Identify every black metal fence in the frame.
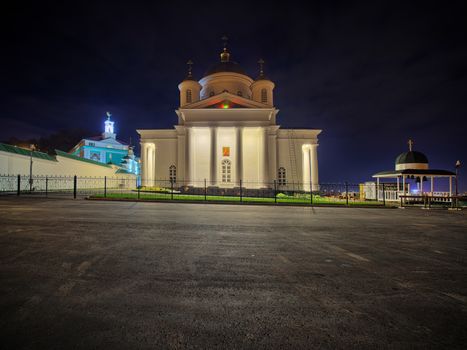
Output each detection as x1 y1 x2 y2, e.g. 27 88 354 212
3 175 462 208
0 175 393 206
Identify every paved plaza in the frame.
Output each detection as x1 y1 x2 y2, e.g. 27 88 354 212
0 197 466 349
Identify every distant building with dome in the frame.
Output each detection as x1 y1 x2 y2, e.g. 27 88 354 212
137 39 321 189
369 140 456 202
70 113 140 175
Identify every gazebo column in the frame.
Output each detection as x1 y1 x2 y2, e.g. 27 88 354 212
376 177 380 201
449 176 452 197
402 175 406 204
396 176 400 192
420 177 423 194
430 176 434 194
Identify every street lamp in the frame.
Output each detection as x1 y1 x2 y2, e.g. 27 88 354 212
455 160 461 197
29 144 36 192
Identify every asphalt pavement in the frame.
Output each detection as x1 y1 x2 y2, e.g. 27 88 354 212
0 197 466 349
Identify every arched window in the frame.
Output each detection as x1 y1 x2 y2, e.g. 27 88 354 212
186 89 192 103
261 88 267 103
169 165 176 183
221 159 231 183
209 91 215 97
278 167 286 186
237 91 243 97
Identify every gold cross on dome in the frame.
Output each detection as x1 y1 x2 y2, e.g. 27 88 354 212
186 59 193 76
258 58 265 76
221 35 228 48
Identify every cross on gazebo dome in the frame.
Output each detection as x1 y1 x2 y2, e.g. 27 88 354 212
408 139 414 152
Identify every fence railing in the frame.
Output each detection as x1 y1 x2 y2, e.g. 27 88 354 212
1 175 462 208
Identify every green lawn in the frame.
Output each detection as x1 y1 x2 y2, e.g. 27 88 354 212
89 191 384 206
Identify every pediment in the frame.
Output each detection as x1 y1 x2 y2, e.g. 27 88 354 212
183 92 268 109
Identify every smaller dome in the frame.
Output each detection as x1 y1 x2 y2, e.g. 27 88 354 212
395 151 428 165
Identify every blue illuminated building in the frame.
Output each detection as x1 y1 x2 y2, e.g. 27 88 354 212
70 113 140 175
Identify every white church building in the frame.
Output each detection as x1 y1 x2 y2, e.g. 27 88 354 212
138 43 321 190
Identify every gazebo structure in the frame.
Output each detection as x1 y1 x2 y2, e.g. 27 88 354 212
372 140 456 203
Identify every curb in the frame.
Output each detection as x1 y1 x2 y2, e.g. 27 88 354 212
85 196 397 209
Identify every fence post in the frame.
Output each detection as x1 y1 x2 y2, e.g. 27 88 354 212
204 179 207 201
274 180 277 204
73 175 77 199
17 175 20 196
240 179 243 203
345 181 349 206
104 176 107 198
45 176 48 197
310 181 313 206
171 180 174 200
382 183 386 206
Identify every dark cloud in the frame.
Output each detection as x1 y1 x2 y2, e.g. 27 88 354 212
1 1 466 188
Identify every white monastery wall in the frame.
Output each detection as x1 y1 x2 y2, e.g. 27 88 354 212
0 151 136 186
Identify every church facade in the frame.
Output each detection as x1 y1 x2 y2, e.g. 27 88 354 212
138 45 321 190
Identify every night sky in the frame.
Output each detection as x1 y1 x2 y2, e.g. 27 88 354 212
1 1 466 189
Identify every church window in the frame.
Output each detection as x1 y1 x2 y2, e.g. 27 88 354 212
237 91 243 97
186 89 192 103
261 89 267 103
221 159 231 183
209 91 215 97
169 165 176 183
278 167 286 185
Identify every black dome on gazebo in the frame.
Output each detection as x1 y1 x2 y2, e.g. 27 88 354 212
395 151 428 165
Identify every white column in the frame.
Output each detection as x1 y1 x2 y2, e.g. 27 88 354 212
141 143 147 186
236 127 243 184
376 177 380 201
268 128 277 184
310 144 319 191
262 127 269 187
302 145 311 192
402 175 406 195
210 127 217 186
148 144 155 186
185 128 191 186
430 176 434 194
152 145 156 186
397 176 400 192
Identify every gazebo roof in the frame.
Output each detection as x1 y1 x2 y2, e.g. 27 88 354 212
373 169 455 178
